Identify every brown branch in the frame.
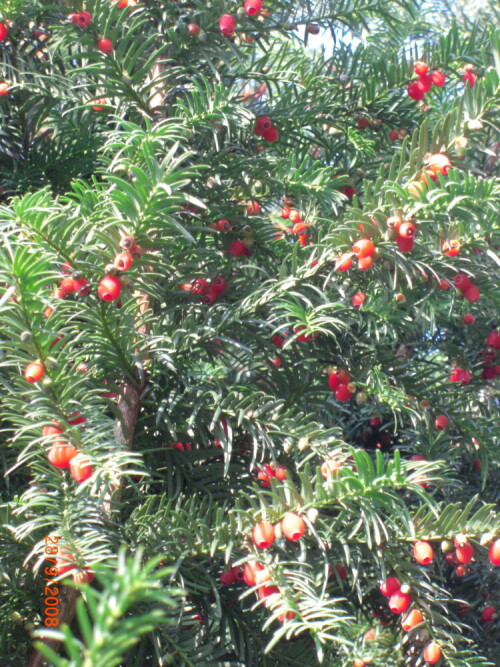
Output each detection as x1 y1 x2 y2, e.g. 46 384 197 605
27 291 151 666
26 588 79 667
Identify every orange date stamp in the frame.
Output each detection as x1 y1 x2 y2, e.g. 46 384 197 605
42 535 62 626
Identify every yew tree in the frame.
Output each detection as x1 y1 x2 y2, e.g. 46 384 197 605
0 0 499 666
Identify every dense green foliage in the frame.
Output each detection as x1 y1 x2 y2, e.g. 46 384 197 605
0 0 499 665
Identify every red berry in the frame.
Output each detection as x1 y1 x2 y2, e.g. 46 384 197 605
428 153 451 176
328 372 341 391
243 561 268 586
389 591 412 614
271 357 282 368
482 367 496 380
335 384 352 402
274 465 287 481
413 61 428 76
369 414 381 427
489 539 500 566
272 334 285 347
431 70 446 87
486 331 500 349
407 80 426 100
442 239 460 256
462 313 475 324
289 209 301 223
453 273 471 290
219 14 236 37
352 292 366 308
25 361 45 383
396 235 414 253
402 609 423 631
216 218 231 232
336 370 351 384
229 240 251 257
280 206 291 219
73 277 90 295
0 22 8 42
0 82 9 96
305 24 320 35
48 444 78 468
399 221 417 238
352 238 374 259
463 71 477 87
254 116 272 136
379 576 401 597
294 325 318 342
330 563 347 580
449 367 471 385
481 606 496 623
201 288 217 305
357 117 369 129
97 276 121 301
247 200 260 215
252 521 275 548
256 464 274 487
263 126 279 142
335 252 353 272
281 513 306 541
343 186 356 198
423 642 442 665
211 277 227 294
413 540 434 565
434 415 449 430
68 412 86 426
463 284 480 302
60 277 75 294
244 0 262 16
422 169 437 185
97 38 113 54
358 255 373 271
220 567 236 585
455 543 474 564
258 584 280 604
418 74 433 92
187 23 200 36
43 422 63 439
437 278 451 291
114 252 133 271
70 455 93 483
73 569 94 585
74 11 92 27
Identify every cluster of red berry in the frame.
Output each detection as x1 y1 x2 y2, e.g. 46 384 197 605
380 577 442 662
407 61 446 101
220 560 294 622
219 0 264 38
327 368 356 401
66 9 115 55
253 115 279 143
256 463 287 486
453 272 480 303
335 236 376 272
97 235 142 302
42 420 92 483
279 201 311 245
186 275 228 304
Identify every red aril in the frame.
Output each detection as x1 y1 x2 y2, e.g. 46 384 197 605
252 522 275 548
379 576 401 597
281 513 306 541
